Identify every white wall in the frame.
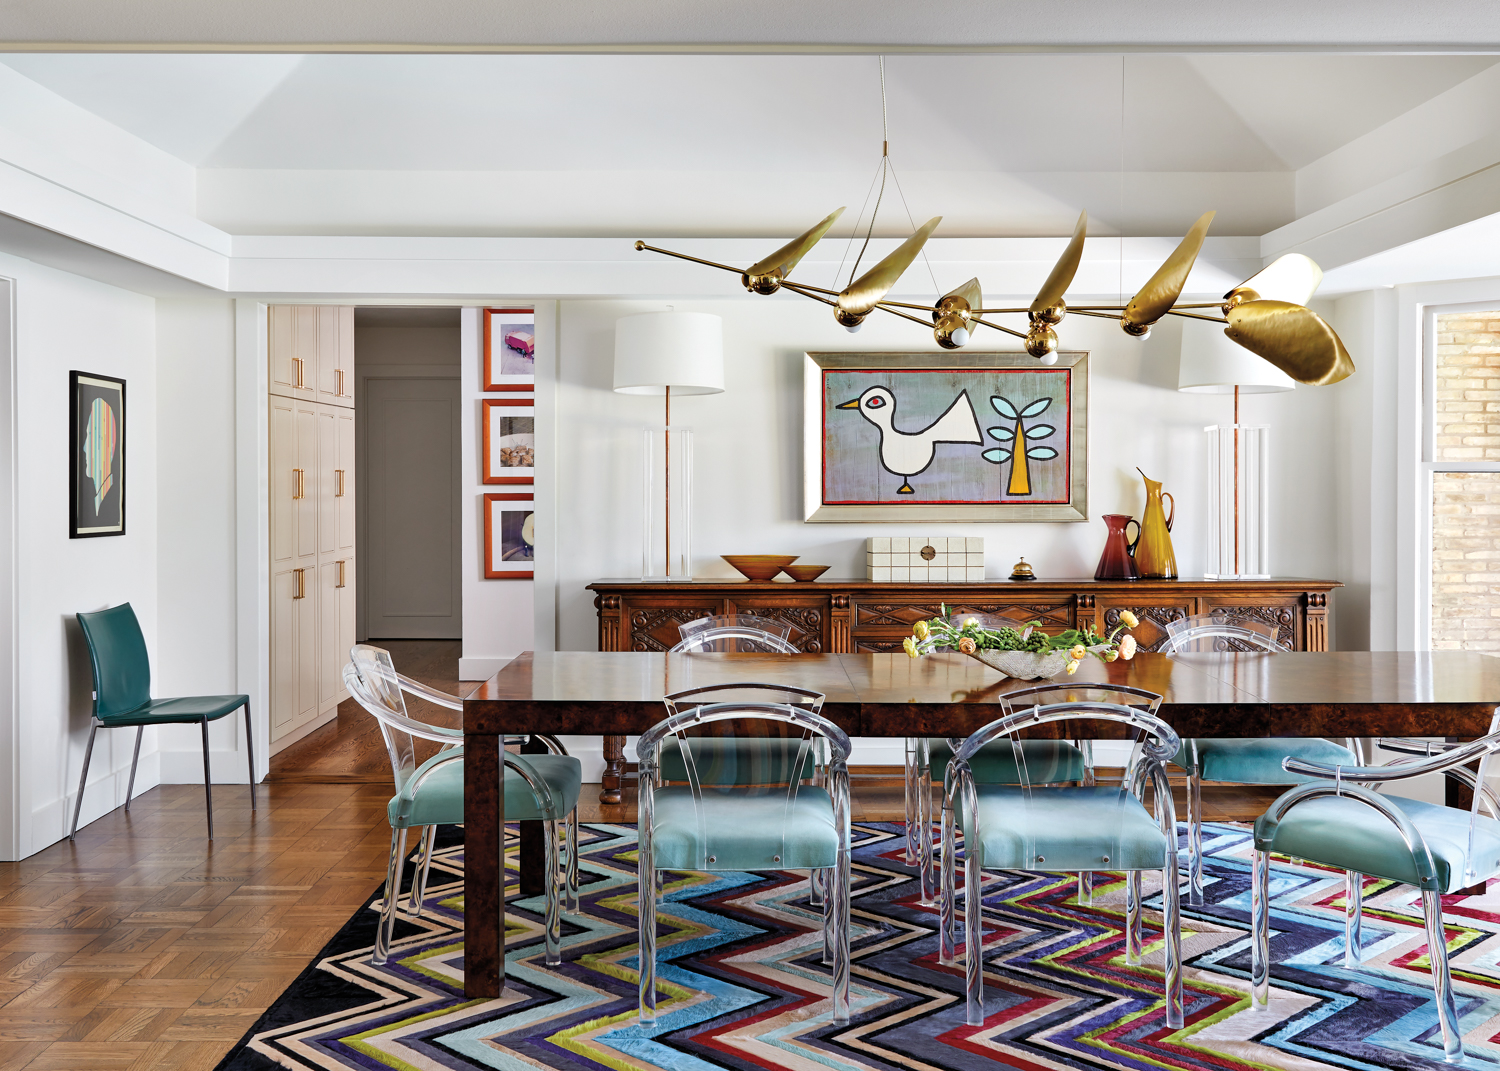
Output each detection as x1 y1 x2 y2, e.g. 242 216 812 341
549 297 1344 651
155 298 252 784
2 250 158 857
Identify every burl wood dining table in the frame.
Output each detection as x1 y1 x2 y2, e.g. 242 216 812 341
460 648 1500 998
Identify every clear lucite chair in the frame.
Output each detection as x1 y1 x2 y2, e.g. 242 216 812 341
671 614 801 654
1252 710 1500 1064
1162 614 1359 905
908 613 1090 903
940 683 1183 1028
343 644 582 966
636 681 852 1025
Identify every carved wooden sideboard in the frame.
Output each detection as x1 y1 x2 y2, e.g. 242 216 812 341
585 576 1341 801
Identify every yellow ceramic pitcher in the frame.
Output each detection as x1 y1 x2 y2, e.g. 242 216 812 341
1134 468 1177 579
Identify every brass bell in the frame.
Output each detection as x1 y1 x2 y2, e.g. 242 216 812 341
1010 557 1036 581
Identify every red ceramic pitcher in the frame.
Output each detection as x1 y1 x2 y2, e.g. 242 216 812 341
1094 514 1140 581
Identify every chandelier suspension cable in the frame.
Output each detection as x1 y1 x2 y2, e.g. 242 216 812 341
1118 54 1125 306
845 56 891 286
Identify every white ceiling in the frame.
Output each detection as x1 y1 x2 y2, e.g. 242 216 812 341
4 0 1500 49
1 52 1488 174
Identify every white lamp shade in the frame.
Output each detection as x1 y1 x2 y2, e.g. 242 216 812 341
1233 253 1322 306
613 312 725 396
1177 319 1295 394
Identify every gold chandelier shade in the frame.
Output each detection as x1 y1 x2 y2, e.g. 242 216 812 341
836 216 942 321
743 207 846 295
1224 300 1354 385
933 277 982 349
1121 210 1215 336
1029 209 1088 324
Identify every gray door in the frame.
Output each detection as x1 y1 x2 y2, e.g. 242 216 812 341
364 376 461 638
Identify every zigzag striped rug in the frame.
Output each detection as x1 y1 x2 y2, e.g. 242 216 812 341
216 821 1500 1070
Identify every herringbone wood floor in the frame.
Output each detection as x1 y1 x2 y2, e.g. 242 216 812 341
0 640 1282 1069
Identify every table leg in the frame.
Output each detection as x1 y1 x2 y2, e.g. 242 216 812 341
601 734 626 803
465 731 504 998
520 735 545 896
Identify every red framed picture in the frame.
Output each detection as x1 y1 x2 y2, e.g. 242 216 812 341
481 398 534 484
482 308 535 391
483 492 534 579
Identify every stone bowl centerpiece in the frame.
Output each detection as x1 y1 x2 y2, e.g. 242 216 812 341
902 607 1141 679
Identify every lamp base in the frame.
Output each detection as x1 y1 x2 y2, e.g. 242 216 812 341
1203 570 1271 581
642 574 696 582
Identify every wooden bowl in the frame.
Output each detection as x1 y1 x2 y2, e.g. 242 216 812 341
783 564 830 582
722 554 798 581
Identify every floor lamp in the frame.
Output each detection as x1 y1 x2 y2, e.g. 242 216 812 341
614 312 724 581
1178 319 1294 579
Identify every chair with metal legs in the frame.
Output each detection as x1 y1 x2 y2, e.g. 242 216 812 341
1252 711 1500 1065
940 683 1183 1028
1162 614 1359 905
636 681 852 1025
344 644 582 967
72 602 255 841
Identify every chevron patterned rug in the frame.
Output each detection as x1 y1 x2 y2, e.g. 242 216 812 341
215 821 1500 1070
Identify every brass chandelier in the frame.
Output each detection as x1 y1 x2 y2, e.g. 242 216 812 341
634 62 1352 388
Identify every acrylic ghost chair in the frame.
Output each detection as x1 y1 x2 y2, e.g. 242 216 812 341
939 683 1183 1028
908 613 1091 904
1162 613 1360 905
72 602 255 841
635 680 852 1025
343 644 581 967
671 614 801 654
1252 711 1500 1064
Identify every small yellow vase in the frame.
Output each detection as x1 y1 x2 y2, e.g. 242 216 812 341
1134 468 1177 579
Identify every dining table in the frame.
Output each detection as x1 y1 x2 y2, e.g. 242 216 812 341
460 648 1500 998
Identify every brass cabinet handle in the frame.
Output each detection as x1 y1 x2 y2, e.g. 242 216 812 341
293 568 305 599
292 468 304 499
336 560 346 588
335 469 345 497
336 368 345 396
293 356 306 389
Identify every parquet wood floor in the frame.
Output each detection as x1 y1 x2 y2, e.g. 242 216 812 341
0 639 1283 1069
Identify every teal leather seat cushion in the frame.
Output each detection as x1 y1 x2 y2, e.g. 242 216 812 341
388 752 581 829
1255 792 1500 893
1175 737 1355 784
648 785 838 871
99 694 249 726
959 785 1170 872
657 737 818 785
929 738 1085 785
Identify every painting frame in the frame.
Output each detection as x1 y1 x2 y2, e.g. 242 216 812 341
69 370 126 538
483 492 535 579
482 307 535 391
803 350 1088 523
481 398 535 484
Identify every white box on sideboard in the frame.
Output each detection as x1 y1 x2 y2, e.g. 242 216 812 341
867 536 984 582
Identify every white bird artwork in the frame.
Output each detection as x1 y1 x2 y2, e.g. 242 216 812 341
836 385 982 494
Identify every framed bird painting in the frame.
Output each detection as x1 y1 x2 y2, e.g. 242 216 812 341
803 351 1088 522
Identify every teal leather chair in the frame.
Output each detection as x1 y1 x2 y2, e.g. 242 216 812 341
72 603 254 841
1163 614 1359 905
940 683 1183 1029
1252 717 1500 1065
909 614 1088 904
343 644 582 967
636 680 852 1025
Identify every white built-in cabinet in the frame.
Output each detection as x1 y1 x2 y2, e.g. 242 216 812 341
269 305 356 748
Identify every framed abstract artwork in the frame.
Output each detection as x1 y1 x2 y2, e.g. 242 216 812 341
482 308 535 391
803 350 1088 523
70 370 126 537
481 398 534 484
483 492 534 579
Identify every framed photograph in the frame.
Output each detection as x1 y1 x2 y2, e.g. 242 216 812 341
70 370 126 537
803 350 1088 523
483 492 534 579
482 308 535 391
482 399 534 484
